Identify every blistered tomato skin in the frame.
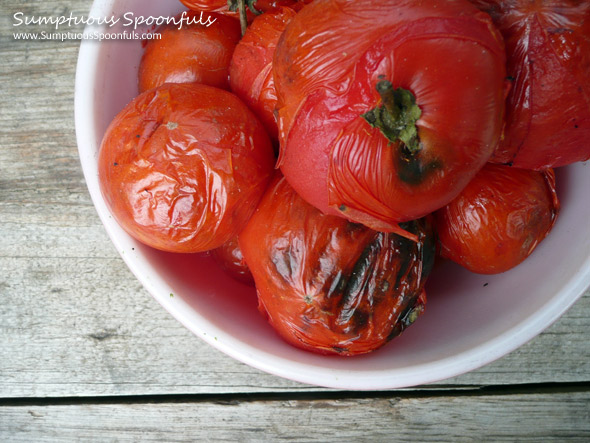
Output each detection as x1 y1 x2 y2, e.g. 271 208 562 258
274 0 506 231
98 83 275 253
229 4 301 143
212 236 254 284
138 11 240 93
239 175 435 356
470 0 590 169
434 164 559 275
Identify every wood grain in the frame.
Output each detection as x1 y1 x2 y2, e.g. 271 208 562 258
1 392 589 442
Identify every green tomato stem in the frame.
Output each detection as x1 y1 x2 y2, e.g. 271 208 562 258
362 81 422 155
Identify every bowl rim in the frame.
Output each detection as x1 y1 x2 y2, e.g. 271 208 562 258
75 0 590 390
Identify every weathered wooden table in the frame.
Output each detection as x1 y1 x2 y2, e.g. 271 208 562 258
1 1 589 440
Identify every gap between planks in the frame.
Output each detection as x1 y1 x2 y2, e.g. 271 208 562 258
1 381 589 407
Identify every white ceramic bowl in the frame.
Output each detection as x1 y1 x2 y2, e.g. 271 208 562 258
75 0 590 390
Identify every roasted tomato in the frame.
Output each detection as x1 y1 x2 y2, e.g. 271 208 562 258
179 0 228 10
211 236 254 284
470 0 590 169
434 163 559 274
274 0 506 233
180 0 299 13
229 3 302 143
138 11 240 93
98 83 275 253
239 174 435 356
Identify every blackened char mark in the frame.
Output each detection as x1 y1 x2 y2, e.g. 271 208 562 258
396 146 442 186
335 233 384 331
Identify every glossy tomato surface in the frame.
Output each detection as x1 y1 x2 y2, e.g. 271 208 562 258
274 0 507 231
179 0 228 10
239 174 435 356
138 11 240 93
229 3 301 142
434 163 559 274
470 0 590 169
98 83 275 253
212 236 254 284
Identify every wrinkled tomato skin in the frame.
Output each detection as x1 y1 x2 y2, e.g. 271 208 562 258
229 4 301 143
138 11 240 93
434 163 559 274
470 0 590 169
98 83 275 253
211 236 254 284
239 174 435 356
274 0 506 231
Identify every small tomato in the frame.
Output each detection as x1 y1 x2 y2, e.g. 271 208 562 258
229 3 302 143
138 11 241 92
434 163 559 274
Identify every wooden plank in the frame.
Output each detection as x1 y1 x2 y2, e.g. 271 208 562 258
1 391 589 442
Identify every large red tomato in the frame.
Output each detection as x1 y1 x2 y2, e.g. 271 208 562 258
434 163 559 274
239 174 435 356
274 0 507 233
138 11 240 93
229 3 302 143
470 0 590 169
98 83 275 253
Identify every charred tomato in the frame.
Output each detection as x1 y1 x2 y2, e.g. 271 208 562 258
274 0 506 232
98 83 275 253
434 163 559 274
138 11 240 93
239 174 435 356
470 0 590 169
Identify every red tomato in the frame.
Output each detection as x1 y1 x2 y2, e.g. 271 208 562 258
179 0 227 10
98 83 275 253
434 163 559 274
211 236 254 284
138 11 240 93
179 0 299 24
229 3 302 143
274 0 506 232
239 174 435 356
470 0 590 169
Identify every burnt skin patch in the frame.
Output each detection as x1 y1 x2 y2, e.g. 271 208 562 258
352 309 369 330
396 147 442 186
339 233 383 308
335 233 383 332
